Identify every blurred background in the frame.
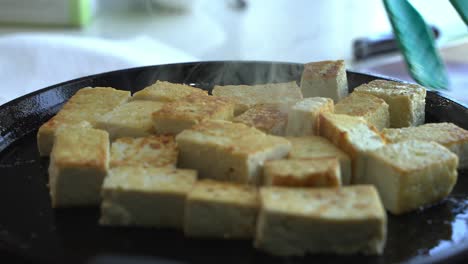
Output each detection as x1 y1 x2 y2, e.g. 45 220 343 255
0 0 466 105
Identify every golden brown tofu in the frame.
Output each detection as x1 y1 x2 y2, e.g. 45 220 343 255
48 126 110 208
176 120 291 185
255 185 387 256
131 80 208 102
287 136 352 185
318 113 385 184
100 166 197 228
212 81 303 114
37 87 130 156
96 100 165 140
365 140 458 214
232 104 288 136
335 92 390 130
353 80 426 128
382 122 468 169
300 60 348 102
110 135 178 168
152 93 234 135
184 179 259 239
263 158 341 187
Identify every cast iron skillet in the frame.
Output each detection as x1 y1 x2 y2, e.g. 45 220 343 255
0 61 467 264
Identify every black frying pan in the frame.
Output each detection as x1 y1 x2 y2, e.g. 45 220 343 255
1 61 467 264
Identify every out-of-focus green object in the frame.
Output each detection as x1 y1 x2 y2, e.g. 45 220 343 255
70 0 94 27
0 0 94 27
450 0 468 26
383 0 449 90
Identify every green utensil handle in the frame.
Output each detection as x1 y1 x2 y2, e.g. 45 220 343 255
450 0 468 26
383 0 449 90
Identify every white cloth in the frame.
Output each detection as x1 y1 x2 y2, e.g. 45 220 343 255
0 33 198 105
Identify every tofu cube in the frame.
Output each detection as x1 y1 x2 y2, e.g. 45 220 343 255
353 80 426 128
263 158 341 187
287 136 351 185
382 122 468 169
37 87 130 156
233 104 288 136
131 80 208 102
152 93 234 135
110 135 178 168
318 113 385 184
365 140 458 214
48 126 110 207
286 97 334 136
212 81 303 115
300 60 348 102
176 120 291 185
96 100 165 140
99 166 197 228
335 92 390 130
255 185 387 256
184 180 259 239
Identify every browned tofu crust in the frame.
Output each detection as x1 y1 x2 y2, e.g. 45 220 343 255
132 80 208 102
37 87 130 156
233 104 288 135
110 135 178 168
302 60 345 79
153 93 234 123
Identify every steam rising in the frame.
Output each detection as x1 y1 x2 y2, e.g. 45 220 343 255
134 61 304 94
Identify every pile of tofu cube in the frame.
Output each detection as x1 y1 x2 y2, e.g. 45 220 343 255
37 60 468 257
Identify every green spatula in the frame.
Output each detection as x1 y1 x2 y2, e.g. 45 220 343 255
450 0 468 26
383 0 449 90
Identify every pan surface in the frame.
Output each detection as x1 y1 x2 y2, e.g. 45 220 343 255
0 61 468 264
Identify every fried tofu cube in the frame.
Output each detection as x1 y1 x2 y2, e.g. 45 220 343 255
335 92 390 130
212 81 303 115
233 104 288 136
382 122 468 169
152 93 234 135
353 80 426 128
286 97 334 136
176 120 291 185
255 185 387 256
96 100 165 140
365 140 458 214
99 166 197 228
48 126 110 208
263 158 341 187
184 180 259 239
37 87 130 156
131 80 208 102
287 136 351 185
300 60 348 102
318 113 385 184
110 135 177 168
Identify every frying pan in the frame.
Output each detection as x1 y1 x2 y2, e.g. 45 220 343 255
1 61 467 264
